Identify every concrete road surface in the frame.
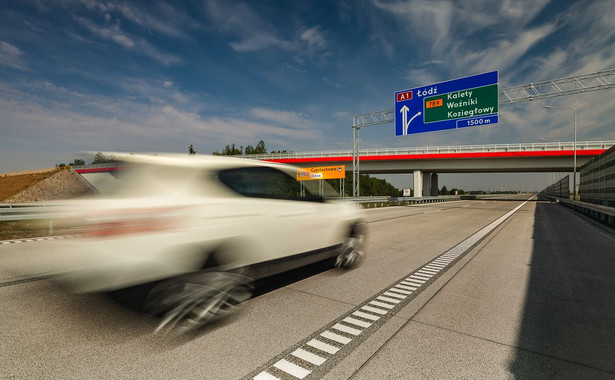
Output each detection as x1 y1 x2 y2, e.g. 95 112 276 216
1 196 614 379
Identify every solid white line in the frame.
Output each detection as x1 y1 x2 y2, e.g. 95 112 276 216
292 348 326 366
273 359 310 379
332 323 362 336
352 310 380 321
307 339 339 354
361 305 388 315
321 330 351 344
376 295 401 304
369 300 395 310
253 371 280 380
343 316 372 328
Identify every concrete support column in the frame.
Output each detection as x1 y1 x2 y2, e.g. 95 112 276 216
413 170 423 198
422 172 431 197
430 173 439 196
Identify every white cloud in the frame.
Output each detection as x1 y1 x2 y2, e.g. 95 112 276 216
0 80 322 161
248 108 311 129
0 41 27 70
74 15 135 47
205 0 328 61
301 26 326 50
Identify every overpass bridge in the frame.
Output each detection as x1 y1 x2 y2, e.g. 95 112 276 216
249 140 614 197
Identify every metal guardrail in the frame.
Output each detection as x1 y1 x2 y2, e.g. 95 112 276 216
542 195 615 227
0 196 464 222
0 203 76 222
245 140 615 160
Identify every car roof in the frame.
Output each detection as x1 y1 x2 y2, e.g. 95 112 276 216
99 152 294 172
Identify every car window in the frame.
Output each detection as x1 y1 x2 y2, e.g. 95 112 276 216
218 166 323 201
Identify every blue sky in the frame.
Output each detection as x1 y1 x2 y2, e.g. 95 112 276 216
1 0 614 191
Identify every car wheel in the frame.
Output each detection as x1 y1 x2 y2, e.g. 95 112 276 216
143 271 253 334
335 223 366 269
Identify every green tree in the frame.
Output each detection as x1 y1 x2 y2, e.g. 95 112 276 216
92 152 118 164
188 144 197 155
213 141 267 156
440 185 449 195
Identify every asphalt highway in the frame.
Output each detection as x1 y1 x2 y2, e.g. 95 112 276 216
1 196 614 379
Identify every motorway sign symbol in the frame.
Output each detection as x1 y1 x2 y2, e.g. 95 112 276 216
395 71 498 136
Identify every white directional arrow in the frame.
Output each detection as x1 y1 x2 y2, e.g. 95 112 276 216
400 106 421 135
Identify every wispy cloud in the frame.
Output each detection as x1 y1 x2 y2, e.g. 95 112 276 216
0 41 28 70
73 15 135 47
204 0 328 61
248 108 311 129
0 79 322 155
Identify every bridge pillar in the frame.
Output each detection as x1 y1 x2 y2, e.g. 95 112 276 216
422 172 431 197
413 170 423 198
431 173 439 196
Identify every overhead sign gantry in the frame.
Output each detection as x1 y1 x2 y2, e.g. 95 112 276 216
394 71 499 136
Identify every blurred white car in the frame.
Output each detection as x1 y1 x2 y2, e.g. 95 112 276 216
49 154 366 332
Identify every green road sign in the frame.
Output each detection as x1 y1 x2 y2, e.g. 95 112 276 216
424 84 498 123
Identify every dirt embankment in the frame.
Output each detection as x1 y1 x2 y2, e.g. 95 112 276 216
1 170 95 240
0 172 55 201
2 170 94 203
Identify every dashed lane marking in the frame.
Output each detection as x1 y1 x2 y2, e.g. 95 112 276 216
0 235 78 245
244 198 531 380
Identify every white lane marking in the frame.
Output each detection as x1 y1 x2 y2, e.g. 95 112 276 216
382 291 406 299
424 264 444 270
343 316 372 329
307 339 339 354
389 287 414 295
361 305 388 315
418 268 439 275
395 284 417 291
376 295 401 304
292 348 326 366
332 323 362 336
405 277 426 283
254 372 280 380
250 198 532 380
321 330 351 344
353 310 380 321
0 235 78 245
273 359 310 379
369 300 395 310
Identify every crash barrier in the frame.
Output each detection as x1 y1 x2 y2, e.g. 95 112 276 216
352 195 461 208
0 203 76 235
541 175 570 199
579 144 615 207
0 166 70 178
541 195 615 229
